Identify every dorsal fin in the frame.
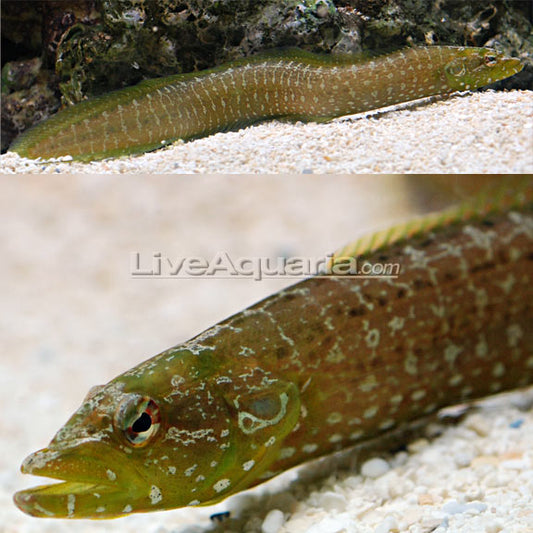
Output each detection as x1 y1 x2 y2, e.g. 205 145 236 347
332 177 533 261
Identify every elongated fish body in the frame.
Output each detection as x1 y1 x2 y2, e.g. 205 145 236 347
11 46 523 161
14 182 533 519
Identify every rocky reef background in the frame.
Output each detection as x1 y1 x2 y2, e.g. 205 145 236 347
2 0 531 152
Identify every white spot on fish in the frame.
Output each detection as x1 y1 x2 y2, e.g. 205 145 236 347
166 427 216 446
242 460 255 471
302 443 318 453
150 485 163 505
67 494 75 517
326 340 345 363
492 362 505 378
359 374 378 392
379 419 396 430
184 464 198 477
364 405 379 418
448 374 463 386
329 433 343 443
279 447 295 459
265 436 276 447
388 316 405 334
34 503 55 517
476 336 488 357
404 352 418 375
411 389 426 401
350 430 364 440
497 274 515 295
390 394 403 404
444 343 462 365
365 328 380 348
171 374 185 387
122 504 132 513
327 412 343 425
259 470 278 480
106 469 116 481
96 506 106 513
506 324 523 347
213 478 231 493
239 346 255 357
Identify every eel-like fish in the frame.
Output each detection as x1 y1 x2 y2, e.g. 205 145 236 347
10 46 523 161
14 179 533 518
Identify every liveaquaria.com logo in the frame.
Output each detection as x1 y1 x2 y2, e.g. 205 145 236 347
131 252 400 281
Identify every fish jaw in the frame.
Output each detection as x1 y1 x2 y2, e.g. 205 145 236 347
14 444 145 519
14 481 127 519
489 56 523 80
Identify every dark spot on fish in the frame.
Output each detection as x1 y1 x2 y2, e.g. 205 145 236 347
471 261 496 274
371 355 384 367
444 270 457 282
413 278 432 290
282 292 298 302
276 345 289 359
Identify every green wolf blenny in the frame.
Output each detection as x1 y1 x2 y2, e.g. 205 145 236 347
10 46 523 162
14 180 533 519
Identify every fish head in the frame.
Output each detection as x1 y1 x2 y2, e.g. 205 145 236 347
443 47 523 91
14 346 301 518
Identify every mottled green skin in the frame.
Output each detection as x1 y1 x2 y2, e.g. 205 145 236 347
10 46 523 161
14 186 533 519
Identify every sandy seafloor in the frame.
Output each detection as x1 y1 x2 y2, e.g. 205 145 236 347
1 91 532 174
1 176 532 533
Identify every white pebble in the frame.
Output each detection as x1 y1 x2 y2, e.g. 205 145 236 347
317 491 347 512
305 515 357 533
261 509 285 533
484 520 504 533
374 515 399 533
501 458 530 469
441 500 466 515
453 451 474 468
361 457 390 478
441 500 487 515
464 414 491 436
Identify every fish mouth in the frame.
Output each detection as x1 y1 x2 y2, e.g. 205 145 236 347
14 446 139 518
505 57 524 76
14 481 123 518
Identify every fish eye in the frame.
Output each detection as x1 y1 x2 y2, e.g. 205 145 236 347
484 54 497 66
115 394 161 447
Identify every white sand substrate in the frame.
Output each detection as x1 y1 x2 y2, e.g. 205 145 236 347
1 90 532 174
1 176 532 533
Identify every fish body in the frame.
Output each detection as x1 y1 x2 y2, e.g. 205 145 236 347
14 181 533 518
10 46 523 161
